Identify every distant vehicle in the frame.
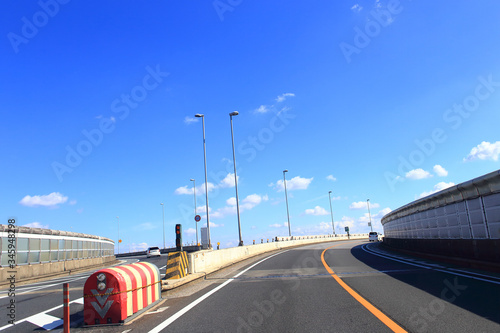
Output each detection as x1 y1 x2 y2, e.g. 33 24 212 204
369 232 379 242
146 246 161 257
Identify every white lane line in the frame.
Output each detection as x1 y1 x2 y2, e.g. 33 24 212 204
73 297 84 304
27 313 63 331
9 276 88 296
362 244 500 285
149 250 289 333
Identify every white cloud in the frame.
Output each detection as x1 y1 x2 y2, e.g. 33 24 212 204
406 168 433 180
433 165 448 177
69 200 77 205
130 243 148 252
110 116 116 123
337 216 355 229
184 116 199 125
174 182 216 195
349 201 380 210
175 173 238 196
351 4 363 12
209 222 224 228
419 182 455 199
326 175 337 182
19 192 68 207
276 93 295 103
305 206 329 216
269 222 288 228
219 173 238 188
212 194 268 219
464 141 500 162
271 176 313 192
185 228 196 235
255 105 269 114
359 207 392 223
134 223 156 231
375 208 392 219
22 222 49 229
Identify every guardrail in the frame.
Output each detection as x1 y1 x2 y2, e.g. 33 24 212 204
381 169 500 240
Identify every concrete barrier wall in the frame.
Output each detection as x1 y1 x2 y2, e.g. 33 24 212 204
188 234 368 274
0 256 116 285
382 169 500 240
381 169 500 266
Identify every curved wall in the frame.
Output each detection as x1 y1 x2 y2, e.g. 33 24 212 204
381 169 500 266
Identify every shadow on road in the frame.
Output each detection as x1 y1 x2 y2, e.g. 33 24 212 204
350 243 500 325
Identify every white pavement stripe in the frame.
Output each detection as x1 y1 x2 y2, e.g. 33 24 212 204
73 297 84 304
0 297 85 331
363 244 500 285
27 313 63 330
149 250 289 333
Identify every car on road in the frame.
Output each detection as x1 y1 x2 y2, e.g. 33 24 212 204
369 232 379 242
146 246 161 257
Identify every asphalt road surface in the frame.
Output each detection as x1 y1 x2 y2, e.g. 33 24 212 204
2 241 500 332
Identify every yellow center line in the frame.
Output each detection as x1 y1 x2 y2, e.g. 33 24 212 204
321 243 407 333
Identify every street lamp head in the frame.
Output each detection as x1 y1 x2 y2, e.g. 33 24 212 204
194 114 204 118
329 191 332 194
367 199 370 202
230 111 239 116
283 169 288 173
190 179 195 181
160 203 164 206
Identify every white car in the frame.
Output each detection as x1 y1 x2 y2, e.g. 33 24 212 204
369 232 379 242
146 246 161 258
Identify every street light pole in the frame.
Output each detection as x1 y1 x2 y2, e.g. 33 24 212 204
160 203 165 249
283 170 291 237
367 199 373 232
116 216 120 254
195 114 211 249
329 191 335 235
190 179 198 246
230 111 243 246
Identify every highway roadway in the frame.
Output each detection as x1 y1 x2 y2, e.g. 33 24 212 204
2 240 500 332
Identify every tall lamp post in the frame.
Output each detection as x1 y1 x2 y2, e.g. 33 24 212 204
116 216 120 254
190 179 198 246
329 191 335 235
283 170 291 237
195 113 211 248
367 199 373 232
160 203 165 249
230 111 243 246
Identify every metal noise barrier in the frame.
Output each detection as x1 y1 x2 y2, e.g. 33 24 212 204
164 251 188 280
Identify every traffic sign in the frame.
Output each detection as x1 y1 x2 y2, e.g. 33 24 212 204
344 227 349 232
119 239 122 243
195 215 201 222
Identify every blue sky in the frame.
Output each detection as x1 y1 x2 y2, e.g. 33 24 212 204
2 0 500 252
